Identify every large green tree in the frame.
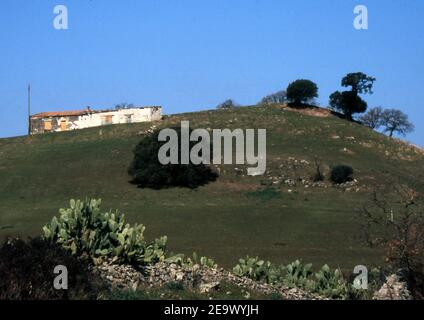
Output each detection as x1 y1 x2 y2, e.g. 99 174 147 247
329 72 376 121
329 91 367 121
341 72 376 94
286 79 318 106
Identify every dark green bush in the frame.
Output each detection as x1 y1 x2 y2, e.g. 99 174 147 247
128 127 218 189
286 79 318 106
0 237 106 300
216 99 239 109
330 165 354 184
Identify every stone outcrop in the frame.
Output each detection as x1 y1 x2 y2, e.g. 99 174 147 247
93 261 326 300
373 275 412 300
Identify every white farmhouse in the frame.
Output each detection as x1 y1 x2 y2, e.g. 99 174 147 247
30 106 162 134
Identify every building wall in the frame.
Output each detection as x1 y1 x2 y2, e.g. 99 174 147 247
30 107 162 134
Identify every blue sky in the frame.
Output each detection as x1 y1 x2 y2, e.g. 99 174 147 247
0 0 423 145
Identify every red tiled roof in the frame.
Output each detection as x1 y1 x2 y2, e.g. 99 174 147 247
31 109 92 118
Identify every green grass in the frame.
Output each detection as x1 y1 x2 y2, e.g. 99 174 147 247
247 187 282 202
0 105 423 271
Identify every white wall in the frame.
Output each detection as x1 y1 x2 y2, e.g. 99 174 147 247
67 107 162 131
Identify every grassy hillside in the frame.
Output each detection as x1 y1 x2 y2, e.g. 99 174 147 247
0 105 423 270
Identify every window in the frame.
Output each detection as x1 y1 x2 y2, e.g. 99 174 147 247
44 120 52 131
101 115 113 125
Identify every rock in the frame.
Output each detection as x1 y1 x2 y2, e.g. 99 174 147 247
92 259 145 290
199 282 220 293
94 261 327 300
373 275 412 300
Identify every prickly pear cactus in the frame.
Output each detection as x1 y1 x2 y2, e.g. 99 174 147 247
42 198 167 266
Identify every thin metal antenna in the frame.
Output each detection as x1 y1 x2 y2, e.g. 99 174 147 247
28 84 31 135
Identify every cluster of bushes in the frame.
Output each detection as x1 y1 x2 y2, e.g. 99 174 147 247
253 73 413 138
165 252 218 269
43 199 168 266
256 80 318 108
232 257 384 299
42 199 223 272
1 199 223 299
0 237 106 300
4 197 422 300
41 199 221 272
362 189 424 299
312 161 354 185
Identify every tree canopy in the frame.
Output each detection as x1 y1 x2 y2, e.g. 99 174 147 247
329 72 375 120
217 99 239 109
286 80 318 106
329 91 367 121
381 109 414 137
341 72 376 94
259 90 287 105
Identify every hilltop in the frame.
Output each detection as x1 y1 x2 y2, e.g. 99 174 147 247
0 104 423 270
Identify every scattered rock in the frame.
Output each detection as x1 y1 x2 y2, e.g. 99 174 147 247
199 282 220 293
137 125 157 136
373 275 412 300
92 259 144 290
94 261 327 300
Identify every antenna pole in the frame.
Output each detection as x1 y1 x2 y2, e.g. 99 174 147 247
28 84 31 135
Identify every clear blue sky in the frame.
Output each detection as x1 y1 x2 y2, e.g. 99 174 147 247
0 0 423 145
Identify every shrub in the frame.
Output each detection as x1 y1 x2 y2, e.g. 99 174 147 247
233 256 273 282
330 165 353 184
0 237 105 300
232 257 352 299
128 127 218 189
187 252 218 269
313 265 348 299
259 90 286 105
361 188 424 299
286 79 318 106
166 252 218 269
282 260 315 290
43 199 168 266
217 99 239 109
